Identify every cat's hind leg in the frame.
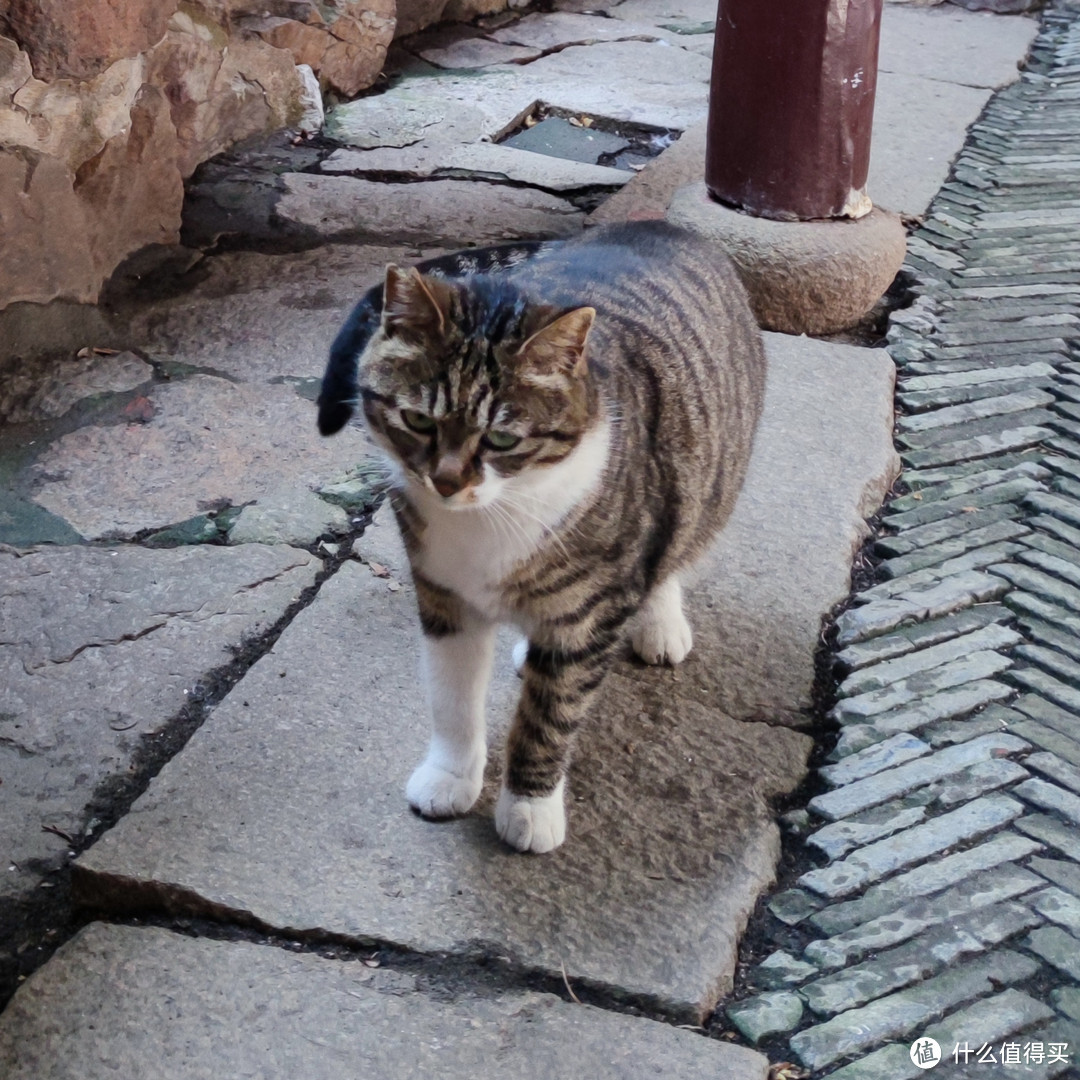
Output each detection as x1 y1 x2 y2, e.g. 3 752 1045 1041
630 575 693 666
406 581 493 818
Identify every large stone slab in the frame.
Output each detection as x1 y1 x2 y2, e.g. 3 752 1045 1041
869 72 996 217
125 242 428 385
516 41 711 130
619 334 899 723
26 374 371 541
321 142 630 192
868 6 1035 215
275 175 585 246
878 4 1037 91
327 40 711 150
0 544 320 903
0 924 769 1080
76 528 810 1020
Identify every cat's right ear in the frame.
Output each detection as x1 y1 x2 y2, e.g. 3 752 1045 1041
382 265 451 341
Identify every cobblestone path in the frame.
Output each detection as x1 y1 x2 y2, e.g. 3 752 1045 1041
728 7 1080 1077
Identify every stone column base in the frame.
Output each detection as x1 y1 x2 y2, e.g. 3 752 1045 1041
666 181 907 336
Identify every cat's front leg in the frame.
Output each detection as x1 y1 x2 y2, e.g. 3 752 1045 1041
406 577 494 819
496 633 617 853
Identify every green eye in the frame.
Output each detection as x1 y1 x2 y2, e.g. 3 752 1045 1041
401 409 436 433
483 430 521 451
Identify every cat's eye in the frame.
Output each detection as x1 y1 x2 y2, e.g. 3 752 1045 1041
401 409 436 434
482 430 521 451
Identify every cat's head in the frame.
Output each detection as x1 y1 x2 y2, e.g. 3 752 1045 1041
358 265 599 509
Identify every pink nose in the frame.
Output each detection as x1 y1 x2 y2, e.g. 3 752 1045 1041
433 476 464 498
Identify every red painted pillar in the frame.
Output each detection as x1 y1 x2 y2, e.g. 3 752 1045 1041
705 0 883 222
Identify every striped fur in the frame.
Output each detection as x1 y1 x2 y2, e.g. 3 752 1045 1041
335 222 766 852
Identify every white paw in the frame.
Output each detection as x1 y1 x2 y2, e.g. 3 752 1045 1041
631 606 693 666
495 779 566 853
406 758 483 818
511 637 529 677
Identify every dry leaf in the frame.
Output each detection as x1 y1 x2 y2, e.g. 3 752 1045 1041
961 506 979 513
769 1064 810 1080
580 116 593 127
911 492 922 500
524 114 538 128
567 116 583 127
387 580 402 592
368 561 391 578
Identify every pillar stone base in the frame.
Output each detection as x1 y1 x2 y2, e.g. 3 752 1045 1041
666 181 907 336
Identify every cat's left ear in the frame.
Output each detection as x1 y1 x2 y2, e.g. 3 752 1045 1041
518 307 595 379
382 265 453 341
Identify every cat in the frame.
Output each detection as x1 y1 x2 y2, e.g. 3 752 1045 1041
318 221 766 853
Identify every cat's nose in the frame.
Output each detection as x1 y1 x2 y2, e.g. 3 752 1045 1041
432 475 465 498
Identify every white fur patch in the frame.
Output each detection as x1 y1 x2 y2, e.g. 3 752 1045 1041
406 624 493 818
631 576 693 666
495 778 566 853
511 637 528 676
405 420 611 621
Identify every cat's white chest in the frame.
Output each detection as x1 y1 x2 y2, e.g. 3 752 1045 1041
413 508 544 619
403 420 611 621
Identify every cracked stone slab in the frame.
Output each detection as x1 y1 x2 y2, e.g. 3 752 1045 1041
0 924 770 1080
327 41 711 149
0 351 153 426
321 143 630 192
418 37 543 68
120 243 432 386
276 176 584 247
878 6 1038 92
617 334 898 723
489 11 686 50
26 375 372 541
76 527 811 1021
326 72 533 147
0 544 320 903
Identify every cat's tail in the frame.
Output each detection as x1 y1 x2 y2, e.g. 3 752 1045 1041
317 284 382 436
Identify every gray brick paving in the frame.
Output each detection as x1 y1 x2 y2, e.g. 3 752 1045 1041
837 624 1022 696
803 863 1044 970
807 735 1028 821
807 803 928 862
789 951 1039 1071
1016 814 1080 863
1015 777 1080 826
818 734 930 788
808 833 1044 936
1026 751 1080 796
834 571 1010 645
1031 856 1080 901
758 15 1080 1072
835 604 1013 669
1011 722 1080 770
1033 886 1080 937
1026 926 1080 981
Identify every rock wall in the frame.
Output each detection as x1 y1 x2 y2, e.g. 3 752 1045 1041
0 0 515 316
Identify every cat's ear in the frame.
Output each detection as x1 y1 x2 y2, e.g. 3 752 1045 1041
382 265 452 340
518 307 595 379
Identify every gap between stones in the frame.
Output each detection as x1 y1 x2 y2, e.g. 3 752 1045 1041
0 528 370 1010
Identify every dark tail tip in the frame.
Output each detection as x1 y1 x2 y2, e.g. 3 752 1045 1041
317 397 354 436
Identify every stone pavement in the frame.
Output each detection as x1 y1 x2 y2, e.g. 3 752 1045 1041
724 7 1080 1076
0 1 1049 1076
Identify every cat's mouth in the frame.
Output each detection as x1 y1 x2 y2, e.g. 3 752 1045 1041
416 474 486 509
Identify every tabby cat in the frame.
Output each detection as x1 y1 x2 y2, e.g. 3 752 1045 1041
318 222 766 853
